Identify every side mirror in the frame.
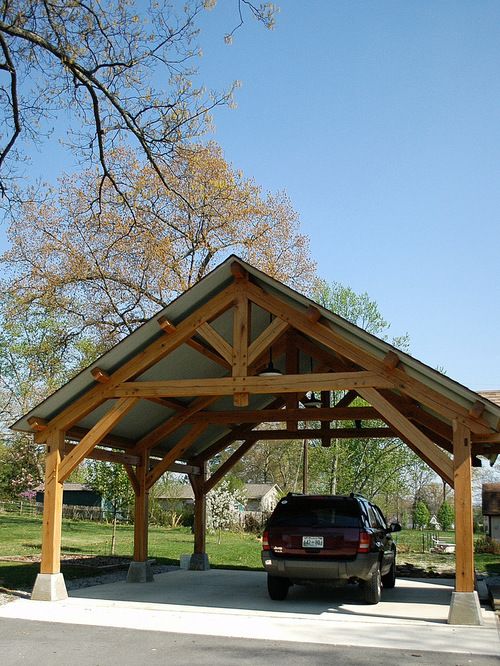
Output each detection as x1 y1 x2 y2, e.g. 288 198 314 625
389 522 402 533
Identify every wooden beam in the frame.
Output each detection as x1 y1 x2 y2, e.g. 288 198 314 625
293 333 357 372
205 440 256 493
472 432 500 444
244 281 493 434
144 396 188 411
186 338 232 369
146 424 206 490
305 306 321 322
91 367 110 383
383 351 400 371
40 430 65 574
197 322 233 364
453 420 474 593
335 390 358 408
169 462 200 475
65 426 137 450
232 289 250 407
468 400 485 420
124 463 140 496
184 406 382 425
64 442 140 466
133 396 217 454
112 371 394 399
286 333 299 429
231 261 248 281
246 427 396 440
247 317 289 367
58 398 139 483
157 316 176 334
36 284 236 442
28 416 47 432
358 388 454 486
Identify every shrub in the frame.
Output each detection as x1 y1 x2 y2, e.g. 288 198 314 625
474 535 500 555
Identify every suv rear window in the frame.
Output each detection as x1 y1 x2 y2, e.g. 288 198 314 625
269 497 360 528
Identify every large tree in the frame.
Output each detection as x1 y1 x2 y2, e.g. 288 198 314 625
0 0 277 209
1 143 314 347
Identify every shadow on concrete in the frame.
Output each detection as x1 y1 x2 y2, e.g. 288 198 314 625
71 569 455 624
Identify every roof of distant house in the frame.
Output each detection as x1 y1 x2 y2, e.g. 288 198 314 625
36 483 96 493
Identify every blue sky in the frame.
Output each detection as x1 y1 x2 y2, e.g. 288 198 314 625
1 1 499 390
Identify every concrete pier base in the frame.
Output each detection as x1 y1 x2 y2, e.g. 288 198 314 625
31 573 68 601
188 553 210 571
447 591 483 625
126 560 154 583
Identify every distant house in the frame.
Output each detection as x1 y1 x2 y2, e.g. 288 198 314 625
158 483 281 515
36 482 102 508
244 484 281 513
482 483 500 540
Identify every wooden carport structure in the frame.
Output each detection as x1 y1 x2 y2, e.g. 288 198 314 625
13 256 500 624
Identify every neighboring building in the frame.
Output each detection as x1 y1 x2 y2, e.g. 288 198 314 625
429 514 442 531
482 483 500 540
36 482 102 508
244 484 281 513
158 483 281 514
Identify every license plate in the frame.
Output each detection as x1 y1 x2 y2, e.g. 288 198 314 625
302 536 324 548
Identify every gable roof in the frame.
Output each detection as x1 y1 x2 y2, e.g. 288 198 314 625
12 255 500 466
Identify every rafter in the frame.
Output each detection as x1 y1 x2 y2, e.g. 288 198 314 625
205 440 256 493
133 396 218 454
145 423 206 489
58 397 139 483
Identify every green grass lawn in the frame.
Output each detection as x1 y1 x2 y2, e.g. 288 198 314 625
0 513 498 590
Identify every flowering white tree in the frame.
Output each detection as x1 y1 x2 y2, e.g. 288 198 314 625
206 479 246 544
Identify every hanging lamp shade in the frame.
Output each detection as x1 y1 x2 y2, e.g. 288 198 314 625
259 360 283 377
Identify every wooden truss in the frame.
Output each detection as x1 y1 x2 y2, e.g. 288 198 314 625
27 261 500 603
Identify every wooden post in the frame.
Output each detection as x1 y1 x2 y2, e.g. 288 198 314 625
190 461 209 569
452 419 474 593
134 452 149 563
302 439 308 494
31 430 68 600
448 419 482 625
40 430 65 574
127 452 153 582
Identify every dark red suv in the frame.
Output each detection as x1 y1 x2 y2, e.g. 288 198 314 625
261 493 401 604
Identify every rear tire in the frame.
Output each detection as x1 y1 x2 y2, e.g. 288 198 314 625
267 574 289 601
363 566 382 604
381 559 396 589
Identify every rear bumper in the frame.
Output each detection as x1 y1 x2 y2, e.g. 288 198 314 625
261 551 380 583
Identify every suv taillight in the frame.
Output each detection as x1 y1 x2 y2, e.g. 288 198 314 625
357 530 372 553
262 530 270 551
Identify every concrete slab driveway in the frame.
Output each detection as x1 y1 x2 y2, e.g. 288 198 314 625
0 569 498 657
